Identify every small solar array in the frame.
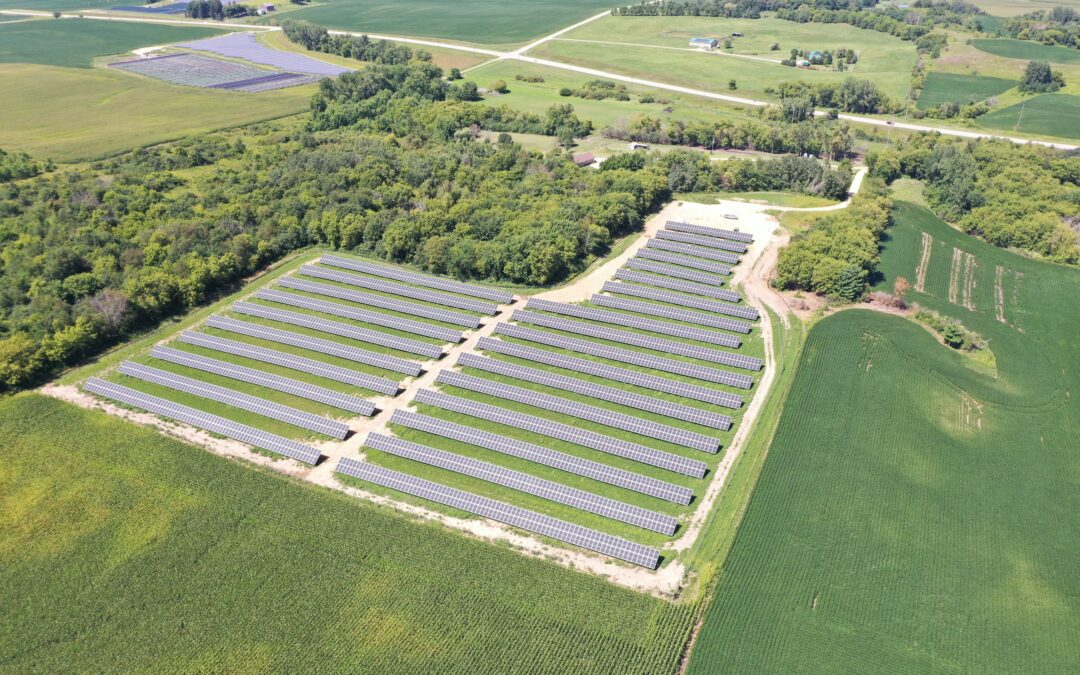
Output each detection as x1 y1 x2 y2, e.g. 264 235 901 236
612 271 742 303
320 254 514 304
178 331 400 395
278 277 482 328
84 378 321 465
255 288 464 343
366 433 677 535
525 298 741 348
415 389 707 478
592 295 753 334
637 248 732 275
118 361 350 439
496 323 756 389
232 301 445 359
335 458 661 568
603 282 758 320
390 411 693 504
656 229 748 253
458 353 732 430
150 346 375 416
646 238 741 264
301 263 500 316
666 219 753 243
207 316 423 376
624 258 727 286
476 337 743 408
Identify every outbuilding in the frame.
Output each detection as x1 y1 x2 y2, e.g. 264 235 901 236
688 37 718 49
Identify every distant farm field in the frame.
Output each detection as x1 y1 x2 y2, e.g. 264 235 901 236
0 0 112 10
972 38 1080 66
977 93 1080 138
0 18 225 68
0 64 309 160
688 203 1080 671
259 0 616 45
916 72 1015 109
0 393 695 672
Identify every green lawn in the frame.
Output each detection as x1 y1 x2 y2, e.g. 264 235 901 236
677 191 840 208
917 72 1015 109
688 202 1080 671
0 393 696 672
976 93 1080 138
972 38 1080 66
0 17 226 68
256 0 616 46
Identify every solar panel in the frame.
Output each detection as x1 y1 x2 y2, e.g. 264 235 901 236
231 301 444 359
458 353 732 430
178 331 400 395
437 370 720 454
646 238 741 264
600 284 760 321
496 322 757 388
335 458 660 568
320 254 515 303
118 361 350 439
300 264 498 314
84 378 321 464
524 298 741 348
637 248 732 275
657 229 749 253
476 337 743 408
256 288 464 343
278 277 482 328
205 316 422 376
591 295 752 334
389 411 693 504
415 389 707 478
666 219 754 243
366 433 677 535
150 346 375 415
624 258 727 285
614 270 742 303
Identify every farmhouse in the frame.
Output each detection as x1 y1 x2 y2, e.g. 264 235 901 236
689 37 718 49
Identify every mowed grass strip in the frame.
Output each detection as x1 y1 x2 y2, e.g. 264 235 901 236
0 393 696 673
976 93 1080 138
972 38 1080 66
916 72 1015 109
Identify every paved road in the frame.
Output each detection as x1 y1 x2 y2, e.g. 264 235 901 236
3 7 1076 150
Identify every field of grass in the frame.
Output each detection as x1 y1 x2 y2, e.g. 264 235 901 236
977 93 1080 138
677 191 839 208
916 72 1015 109
0 0 117 9
0 393 697 672
0 17 225 67
972 38 1080 66
964 0 1080 17
688 202 1080 671
257 0 616 46
0 63 310 161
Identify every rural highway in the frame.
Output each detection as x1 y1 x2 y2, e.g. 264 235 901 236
2 7 1076 150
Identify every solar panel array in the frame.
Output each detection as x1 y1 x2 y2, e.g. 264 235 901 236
415 389 707 478
666 220 753 243
301 264 498 314
507 311 756 373
592 295 753 334
637 248 732 275
256 288 464 343
601 283 760 321
458 353 732 430
525 299 741 348
150 346 375 415
278 277 481 328
178 331 400 394
119 361 350 439
390 411 693 504
335 458 660 568
624 258 727 286
437 371 720 453
367 433 677 535
646 238 741 264
657 228 749 253
85 378 321 464
321 254 514 304
206 316 422 376
611 271 742 303
232 301 444 359
476 337 743 408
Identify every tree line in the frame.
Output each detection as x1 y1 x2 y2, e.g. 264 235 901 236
281 20 416 64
